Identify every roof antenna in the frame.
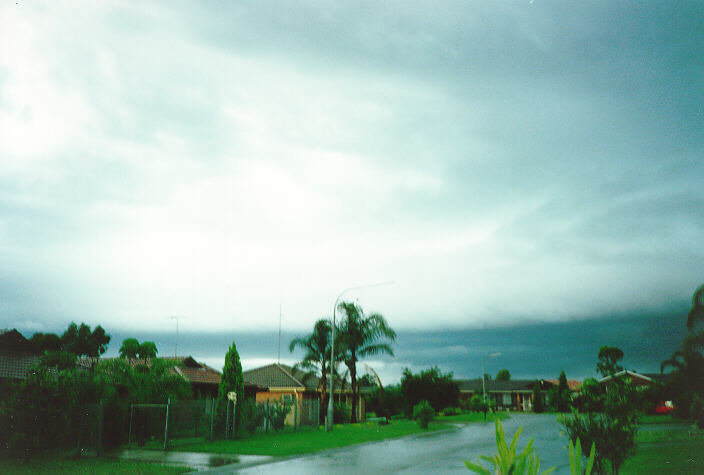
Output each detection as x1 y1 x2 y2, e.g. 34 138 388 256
169 316 184 357
278 301 283 363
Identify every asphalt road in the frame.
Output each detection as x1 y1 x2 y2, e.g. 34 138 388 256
228 413 571 474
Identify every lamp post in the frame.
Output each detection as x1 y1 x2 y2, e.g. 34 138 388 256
482 352 501 403
326 281 393 432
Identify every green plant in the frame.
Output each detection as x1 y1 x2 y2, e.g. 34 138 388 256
532 382 544 413
333 401 351 424
441 406 462 416
569 438 595 475
263 400 291 431
413 400 435 429
464 420 555 474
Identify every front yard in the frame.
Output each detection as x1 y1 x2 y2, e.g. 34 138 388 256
621 415 704 474
178 419 453 456
1 458 189 474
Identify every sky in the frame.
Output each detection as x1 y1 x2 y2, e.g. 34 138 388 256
1 1 702 383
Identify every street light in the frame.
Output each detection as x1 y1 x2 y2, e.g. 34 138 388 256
482 352 502 403
326 281 394 432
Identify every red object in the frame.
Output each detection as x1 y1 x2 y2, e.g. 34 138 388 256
654 401 675 414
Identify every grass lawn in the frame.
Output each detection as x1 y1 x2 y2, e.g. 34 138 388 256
178 419 452 456
620 417 704 474
1 458 189 474
436 412 509 423
621 439 704 474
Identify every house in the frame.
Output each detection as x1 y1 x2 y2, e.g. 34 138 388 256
0 329 55 394
456 379 553 411
243 363 367 427
598 370 667 388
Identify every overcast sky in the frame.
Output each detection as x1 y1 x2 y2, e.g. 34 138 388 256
1 2 702 382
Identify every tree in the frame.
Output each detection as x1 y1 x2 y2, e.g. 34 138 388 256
289 319 335 420
137 341 158 359
496 369 511 381
596 346 624 378
400 366 459 417
687 283 704 331
336 301 396 423
119 338 140 360
29 332 61 353
532 381 544 413
561 376 640 474
61 322 110 358
550 370 572 412
217 342 245 437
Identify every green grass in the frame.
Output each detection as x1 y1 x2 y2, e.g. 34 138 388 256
1 458 189 474
619 418 704 473
179 419 452 456
436 412 509 423
622 439 704 474
639 414 680 425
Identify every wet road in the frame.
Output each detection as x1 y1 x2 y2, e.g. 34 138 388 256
228 414 571 474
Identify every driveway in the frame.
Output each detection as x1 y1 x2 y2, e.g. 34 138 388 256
211 413 570 474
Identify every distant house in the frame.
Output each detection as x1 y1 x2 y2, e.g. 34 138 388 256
243 363 366 427
0 329 55 395
456 379 553 411
598 370 667 388
79 355 238 400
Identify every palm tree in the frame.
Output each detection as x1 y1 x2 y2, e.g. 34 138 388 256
687 284 704 331
289 319 336 418
337 301 396 423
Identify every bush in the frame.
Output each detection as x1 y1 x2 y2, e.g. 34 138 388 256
413 400 434 429
333 401 351 424
240 399 266 434
441 406 462 416
263 400 291 431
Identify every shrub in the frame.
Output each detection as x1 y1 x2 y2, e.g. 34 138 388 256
240 399 266 434
333 401 351 424
441 406 462 416
263 400 291 431
401 367 459 417
413 400 434 429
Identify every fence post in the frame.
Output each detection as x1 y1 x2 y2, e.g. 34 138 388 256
164 398 171 451
210 399 215 441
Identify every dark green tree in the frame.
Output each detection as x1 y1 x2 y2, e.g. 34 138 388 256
29 332 61 353
556 370 571 412
495 369 511 381
532 381 544 413
400 366 459 417
119 338 140 360
596 346 624 378
61 322 110 358
687 283 704 330
336 301 396 423
137 341 158 359
217 342 245 436
289 319 336 418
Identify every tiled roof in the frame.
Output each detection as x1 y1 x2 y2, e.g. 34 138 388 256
243 363 320 390
0 329 37 356
545 379 583 391
457 379 547 392
0 355 42 379
174 363 221 385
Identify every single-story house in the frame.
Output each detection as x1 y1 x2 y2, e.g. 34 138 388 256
456 379 553 411
598 370 667 388
243 363 366 427
0 329 57 394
